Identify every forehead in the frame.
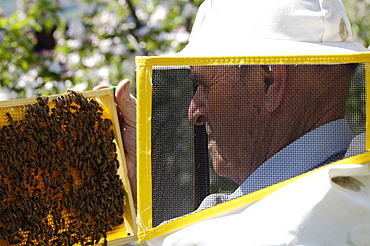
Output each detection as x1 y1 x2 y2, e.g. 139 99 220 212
190 65 265 89
190 65 261 82
191 65 252 75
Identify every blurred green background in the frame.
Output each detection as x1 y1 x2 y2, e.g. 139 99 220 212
0 0 368 100
0 0 202 99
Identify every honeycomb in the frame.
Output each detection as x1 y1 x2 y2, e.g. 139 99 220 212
0 90 126 246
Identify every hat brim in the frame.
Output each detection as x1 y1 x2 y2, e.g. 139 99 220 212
175 39 368 57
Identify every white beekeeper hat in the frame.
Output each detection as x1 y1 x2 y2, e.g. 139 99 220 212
178 0 368 56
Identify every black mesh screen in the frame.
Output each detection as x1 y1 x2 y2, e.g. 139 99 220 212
150 63 366 226
151 68 195 226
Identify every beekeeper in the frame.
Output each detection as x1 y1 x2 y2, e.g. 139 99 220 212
96 0 370 244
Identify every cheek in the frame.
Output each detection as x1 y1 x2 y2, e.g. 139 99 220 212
206 87 237 128
209 85 265 149
208 89 248 138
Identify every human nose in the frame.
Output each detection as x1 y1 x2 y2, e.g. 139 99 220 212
188 88 207 125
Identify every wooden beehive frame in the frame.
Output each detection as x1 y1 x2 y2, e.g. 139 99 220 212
0 88 137 246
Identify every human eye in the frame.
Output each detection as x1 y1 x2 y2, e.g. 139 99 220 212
190 72 204 88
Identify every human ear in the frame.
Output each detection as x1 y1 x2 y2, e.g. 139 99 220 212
263 65 287 113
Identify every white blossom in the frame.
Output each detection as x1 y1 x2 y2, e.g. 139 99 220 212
66 39 82 49
18 69 38 89
0 87 19 101
82 52 105 67
99 39 113 53
44 81 55 91
90 34 100 47
75 69 85 78
97 66 110 80
70 81 88 92
57 80 71 92
148 5 169 30
67 18 86 39
182 2 197 18
8 64 16 74
48 61 63 74
67 52 81 65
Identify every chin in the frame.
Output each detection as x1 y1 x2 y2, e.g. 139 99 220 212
213 160 238 183
213 160 249 185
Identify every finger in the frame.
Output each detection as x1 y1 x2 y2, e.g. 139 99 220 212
93 84 111 91
115 79 136 127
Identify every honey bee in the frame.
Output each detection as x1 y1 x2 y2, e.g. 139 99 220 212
5 112 13 123
37 96 49 106
0 90 127 246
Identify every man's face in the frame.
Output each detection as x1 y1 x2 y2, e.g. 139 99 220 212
188 65 271 184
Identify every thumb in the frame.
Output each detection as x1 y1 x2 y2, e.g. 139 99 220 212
115 79 136 127
115 79 137 206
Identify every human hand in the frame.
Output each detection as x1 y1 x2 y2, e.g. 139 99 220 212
94 79 137 205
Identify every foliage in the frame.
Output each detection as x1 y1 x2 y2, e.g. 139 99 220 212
0 0 201 100
341 0 370 134
343 0 370 48
0 0 369 100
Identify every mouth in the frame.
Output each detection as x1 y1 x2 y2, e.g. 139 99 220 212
208 138 217 151
205 123 214 137
206 123 216 152
208 138 228 165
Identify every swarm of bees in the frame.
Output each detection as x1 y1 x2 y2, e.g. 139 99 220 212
0 90 125 246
